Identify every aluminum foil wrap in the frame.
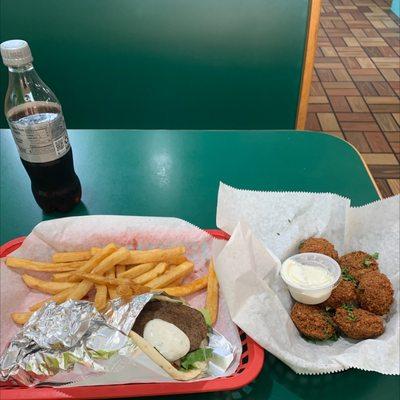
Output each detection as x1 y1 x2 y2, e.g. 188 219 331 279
0 300 134 387
0 294 236 387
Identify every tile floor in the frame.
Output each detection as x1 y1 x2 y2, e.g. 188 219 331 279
305 0 399 197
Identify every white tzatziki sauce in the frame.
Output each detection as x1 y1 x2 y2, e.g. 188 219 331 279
143 318 190 362
281 259 334 288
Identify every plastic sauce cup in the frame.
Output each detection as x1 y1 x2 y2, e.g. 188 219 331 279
280 253 341 305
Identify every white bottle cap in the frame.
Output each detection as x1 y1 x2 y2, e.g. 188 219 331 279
1 39 33 67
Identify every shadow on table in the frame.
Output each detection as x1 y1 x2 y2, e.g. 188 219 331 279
41 201 90 220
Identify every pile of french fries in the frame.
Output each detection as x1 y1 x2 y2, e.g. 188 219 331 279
6 243 219 326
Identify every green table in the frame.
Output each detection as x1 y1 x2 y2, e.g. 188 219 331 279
0 130 398 400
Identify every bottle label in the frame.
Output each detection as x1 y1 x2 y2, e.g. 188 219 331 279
9 113 70 163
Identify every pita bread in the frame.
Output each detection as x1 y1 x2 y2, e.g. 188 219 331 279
129 331 204 381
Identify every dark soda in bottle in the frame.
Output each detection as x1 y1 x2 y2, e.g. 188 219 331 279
1 40 81 213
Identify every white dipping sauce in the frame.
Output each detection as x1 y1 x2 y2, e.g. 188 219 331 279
281 258 337 304
143 318 190 362
282 259 334 288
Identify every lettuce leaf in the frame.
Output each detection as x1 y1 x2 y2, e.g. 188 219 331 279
199 308 212 327
180 348 213 370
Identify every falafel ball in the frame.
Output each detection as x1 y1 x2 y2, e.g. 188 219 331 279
291 302 336 341
299 237 339 262
358 271 393 316
322 280 358 309
339 251 379 281
333 306 384 339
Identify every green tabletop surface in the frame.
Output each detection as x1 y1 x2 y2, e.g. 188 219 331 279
0 129 398 400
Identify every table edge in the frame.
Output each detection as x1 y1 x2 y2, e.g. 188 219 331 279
314 132 382 199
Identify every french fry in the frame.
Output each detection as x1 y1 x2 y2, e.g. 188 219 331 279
129 284 152 296
163 275 208 297
117 284 133 300
146 262 193 289
206 259 219 325
159 265 185 289
133 262 167 285
109 287 118 300
11 311 33 325
52 271 73 282
6 258 85 272
29 285 78 311
92 247 130 275
66 243 118 282
117 283 151 300
156 267 183 288
9 243 194 327
169 255 187 265
91 246 185 265
22 274 76 294
52 250 92 263
8 242 199 328
73 272 131 286
167 276 184 287
116 265 126 277
62 244 118 283
94 284 108 311
118 263 156 279
68 248 130 301
109 288 119 299
107 270 118 299
62 279 93 302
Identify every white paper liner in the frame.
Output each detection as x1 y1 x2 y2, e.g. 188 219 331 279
214 183 400 375
0 216 241 386
217 183 350 260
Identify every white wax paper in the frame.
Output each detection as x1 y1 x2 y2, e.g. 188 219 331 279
0 216 241 386
214 183 399 375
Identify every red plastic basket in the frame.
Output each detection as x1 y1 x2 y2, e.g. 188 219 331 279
0 230 265 399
